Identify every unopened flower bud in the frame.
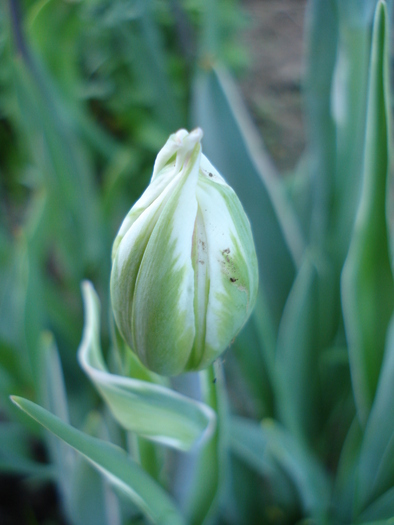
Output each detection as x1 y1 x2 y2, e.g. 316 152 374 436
110 128 258 376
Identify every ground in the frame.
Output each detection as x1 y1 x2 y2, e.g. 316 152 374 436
240 0 307 172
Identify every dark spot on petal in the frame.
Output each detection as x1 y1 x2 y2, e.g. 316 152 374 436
221 248 232 263
230 277 238 283
209 172 213 177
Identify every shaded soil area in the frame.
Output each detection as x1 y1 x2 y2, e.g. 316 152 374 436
240 0 308 172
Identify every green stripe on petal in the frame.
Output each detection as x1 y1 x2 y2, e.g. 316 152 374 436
111 172 183 349
131 143 202 375
189 207 211 370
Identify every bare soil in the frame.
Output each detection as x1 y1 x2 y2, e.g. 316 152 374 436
240 0 308 172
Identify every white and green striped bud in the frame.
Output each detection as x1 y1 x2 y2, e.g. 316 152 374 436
110 128 258 376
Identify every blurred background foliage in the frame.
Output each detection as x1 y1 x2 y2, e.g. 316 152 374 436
2 0 394 524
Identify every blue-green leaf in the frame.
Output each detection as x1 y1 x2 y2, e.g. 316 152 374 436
355 316 394 515
357 487 394 522
275 254 321 446
11 396 185 525
341 0 393 424
303 0 338 245
231 417 330 521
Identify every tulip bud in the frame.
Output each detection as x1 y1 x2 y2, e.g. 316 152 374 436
110 128 258 376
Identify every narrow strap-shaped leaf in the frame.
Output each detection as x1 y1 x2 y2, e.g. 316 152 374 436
10 396 185 525
39 332 76 518
260 420 330 521
341 0 394 425
358 486 394 522
331 417 363 523
357 518 394 525
355 316 394 515
78 281 216 452
231 294 276 418
275 254 321 447
230 416 298 509
39 334 120 525
69 413 122 525
230 417 330 521
332 1 380 263
304 0 338 245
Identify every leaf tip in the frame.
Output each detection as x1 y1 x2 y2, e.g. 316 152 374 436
10 395 22 409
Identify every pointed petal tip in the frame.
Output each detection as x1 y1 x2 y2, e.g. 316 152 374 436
179 128 203 153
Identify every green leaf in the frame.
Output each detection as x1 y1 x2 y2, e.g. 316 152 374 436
304 0 385 264
303 0 338 245
39 332 123 525
39 332 69 422
231 296 276 419
10 25 101 274
230 416 298 510
86 0 182 133
356 521 394 525
357 487 394 522
332 417 363 523
69 412 122 525
0 421 51 477
332 0 382 262
231 417 330 521
275 254 321 447
355 316 394 515
260 420 330 521
133 0 183 131
191 65 305 330
38 332 77 523
78 281 216 452
10 396 185 525
27 0 122 161
0 192 47 396
0 240 28 353
341 0 393 424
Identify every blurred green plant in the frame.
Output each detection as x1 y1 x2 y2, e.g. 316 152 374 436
2 0 394 524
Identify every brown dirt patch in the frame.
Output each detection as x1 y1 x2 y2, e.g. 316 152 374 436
240 0 308 172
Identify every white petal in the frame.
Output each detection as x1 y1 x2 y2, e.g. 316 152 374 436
131 142 202 375
196 174 258 366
